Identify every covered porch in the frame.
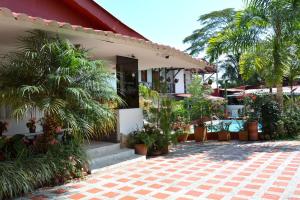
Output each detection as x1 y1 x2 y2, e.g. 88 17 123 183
0 7 205 142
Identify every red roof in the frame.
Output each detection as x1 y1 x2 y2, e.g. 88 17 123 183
0 0 147 40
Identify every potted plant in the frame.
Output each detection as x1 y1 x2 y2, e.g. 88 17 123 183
194 122 207 142
237 121 248 141
243 95 259 141
26 118 37 133
0 121 8 136
176 129 186 143
218 121 231 141
135 133 154 155
128 129 154 156
247 113 259 141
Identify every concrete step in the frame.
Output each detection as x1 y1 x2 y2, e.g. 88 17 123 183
84 142 146 173
88 148 135 168
90 154 146 174
85 142 120 159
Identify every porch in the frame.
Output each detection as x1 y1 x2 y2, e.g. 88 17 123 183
0 7 206 142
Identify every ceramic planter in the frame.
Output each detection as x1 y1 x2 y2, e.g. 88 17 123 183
194 126 207 142
134 144 148 155
218 131 230 141
238 130 248 141
177 132 189 143
247 121 258 141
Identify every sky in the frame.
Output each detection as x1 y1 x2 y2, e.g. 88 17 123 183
96 0 245 53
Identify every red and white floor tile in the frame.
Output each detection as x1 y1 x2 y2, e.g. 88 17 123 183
20 141 300 200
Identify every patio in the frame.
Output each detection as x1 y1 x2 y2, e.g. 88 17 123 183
21 141 300 200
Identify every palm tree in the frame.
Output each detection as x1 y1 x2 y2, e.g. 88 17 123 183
183 8 237 56
0 30 122 139
184 8 259 87
239 0 300 106
240 40 280 88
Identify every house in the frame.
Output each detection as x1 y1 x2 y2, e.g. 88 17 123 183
0 0 207 143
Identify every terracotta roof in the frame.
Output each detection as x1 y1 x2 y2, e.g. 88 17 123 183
0 7 205 67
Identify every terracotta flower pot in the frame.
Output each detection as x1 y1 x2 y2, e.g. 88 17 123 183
134 144 148 155
177 132 189 143
194 126 207 142
218 131 230 141
247 121 258 141
161 145 169 154
238 131 248 141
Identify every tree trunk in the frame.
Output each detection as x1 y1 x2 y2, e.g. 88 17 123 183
273 20 283 108
276 84 283 109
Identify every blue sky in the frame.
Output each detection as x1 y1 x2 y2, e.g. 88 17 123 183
96 0 245 53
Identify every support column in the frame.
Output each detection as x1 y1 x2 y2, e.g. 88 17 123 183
116 56 143 145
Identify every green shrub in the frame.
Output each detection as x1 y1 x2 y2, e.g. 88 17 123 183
0 140 86 199
261 99 281 139
282 107 300 138
127 128 155 148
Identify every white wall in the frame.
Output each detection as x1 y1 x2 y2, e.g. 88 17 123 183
1 106 43 136
175 70 185 94
117 108 143 141
147 69 152 84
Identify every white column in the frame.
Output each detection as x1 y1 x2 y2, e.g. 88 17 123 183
117 108 143 144
175 70 185 94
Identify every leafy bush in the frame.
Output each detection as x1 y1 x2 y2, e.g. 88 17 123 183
282 98 300 138
0 30 121 139
127 128 155 148
0 139 86 199
185 75 213 120
261 99 281 139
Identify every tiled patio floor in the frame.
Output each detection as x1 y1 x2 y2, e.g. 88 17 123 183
21 141 300 200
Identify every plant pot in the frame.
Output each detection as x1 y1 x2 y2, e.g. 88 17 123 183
238 131 248 141
194 126 207 142
134 144 148 155
218 131 230 141
161 145 169 154
247 121 258 141
177 132 189 143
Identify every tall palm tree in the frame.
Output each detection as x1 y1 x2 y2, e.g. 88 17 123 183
0 31 122 139
239 0 300 106
183 8 237 56
184 8 259 87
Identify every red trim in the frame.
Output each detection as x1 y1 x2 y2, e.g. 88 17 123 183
0 0 147 40
65 0 148 40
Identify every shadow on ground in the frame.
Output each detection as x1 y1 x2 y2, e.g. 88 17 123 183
162 141 300 162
